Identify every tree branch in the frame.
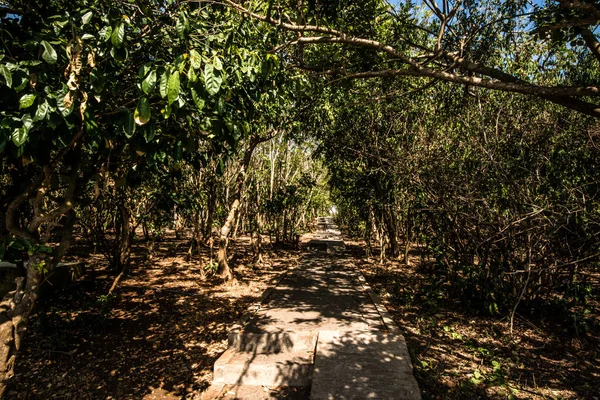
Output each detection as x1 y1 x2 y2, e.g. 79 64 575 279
5 173 45 243
212 0 600 118
581 27 600 64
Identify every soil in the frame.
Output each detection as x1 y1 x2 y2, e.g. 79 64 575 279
5 235 599 400
6 232 299 400
345 240 600 400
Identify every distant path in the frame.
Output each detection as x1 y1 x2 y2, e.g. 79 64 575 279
202 217 421 399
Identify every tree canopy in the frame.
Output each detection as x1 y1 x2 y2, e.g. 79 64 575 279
1 0 599 398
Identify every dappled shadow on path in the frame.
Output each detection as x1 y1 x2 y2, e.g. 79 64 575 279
204 249 420 399
244 253 381 334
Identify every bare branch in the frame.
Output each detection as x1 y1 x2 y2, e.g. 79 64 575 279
210 0 600 118
581 27 600 64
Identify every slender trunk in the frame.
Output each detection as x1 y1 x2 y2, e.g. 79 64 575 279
115 204 132 272
203 180 216 244
383 207 399 258
217 136 263 280
364 210 372 258
174 205 180 240
217 199 239 280
233 205 242 239
404 215 411 265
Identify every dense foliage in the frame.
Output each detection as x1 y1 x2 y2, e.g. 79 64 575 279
1 0 600 397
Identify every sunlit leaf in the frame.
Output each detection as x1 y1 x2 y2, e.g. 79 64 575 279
99 26 112 42
168 71 180 105
41 41 57 64
11 127 28 147
134 97 151 125
19 94 36 109
160 71 169 98
111 21 125 48
204 64 222 96
82 11 93 25
190 50 201 70
142 70 157 94
0 65 12 87
214 56 223 71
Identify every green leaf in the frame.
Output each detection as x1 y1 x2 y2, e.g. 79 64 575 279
19 94 37 109
176 12 190 40
204 64 222 96
144 122 156 142
191 87 205 111
188 66 197 83
13 73 28 93
0 65 12 87
12 127 28 147
176 17 186 40
139 64 151 79
99 26 112 42
110 46 128 62
81 33 95 40
142 70 157 94
123 112 135 138
22 113 33 130
168 70 180 105
32 244 53 255
159 71 169 98
85 111 99 134
111 21 125 48
134 97 151 125
163 102 171 119
190 50 201 70
41 41 57 64
33 101 49 121
82 11 93 25
214 56 223 71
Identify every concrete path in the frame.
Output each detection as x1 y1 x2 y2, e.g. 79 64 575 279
202 217 421 399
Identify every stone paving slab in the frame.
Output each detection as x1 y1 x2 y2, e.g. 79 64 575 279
202 216 421 399
201 383 311 400
310 331 421 400
243 259 384 334
214 349 314 386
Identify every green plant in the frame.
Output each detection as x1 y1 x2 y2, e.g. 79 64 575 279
204 260 219 275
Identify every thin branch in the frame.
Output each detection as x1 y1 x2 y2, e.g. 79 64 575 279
210 0 600 118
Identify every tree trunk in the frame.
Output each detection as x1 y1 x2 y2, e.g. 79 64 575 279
0 258 42 397
383 208 399 258
364 210 372 258
0 206 75 397
114 204 132 272
217 136 264 280
217 198 239 280
203 179 217 245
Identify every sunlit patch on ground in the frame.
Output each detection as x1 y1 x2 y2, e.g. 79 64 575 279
6 232 298 400
349 242 600 400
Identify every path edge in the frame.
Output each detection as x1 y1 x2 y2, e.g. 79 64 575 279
355 267 421 392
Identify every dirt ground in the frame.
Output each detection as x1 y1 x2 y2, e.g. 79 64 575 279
345 240 600 400
6 235 599 399
6 233 300 400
